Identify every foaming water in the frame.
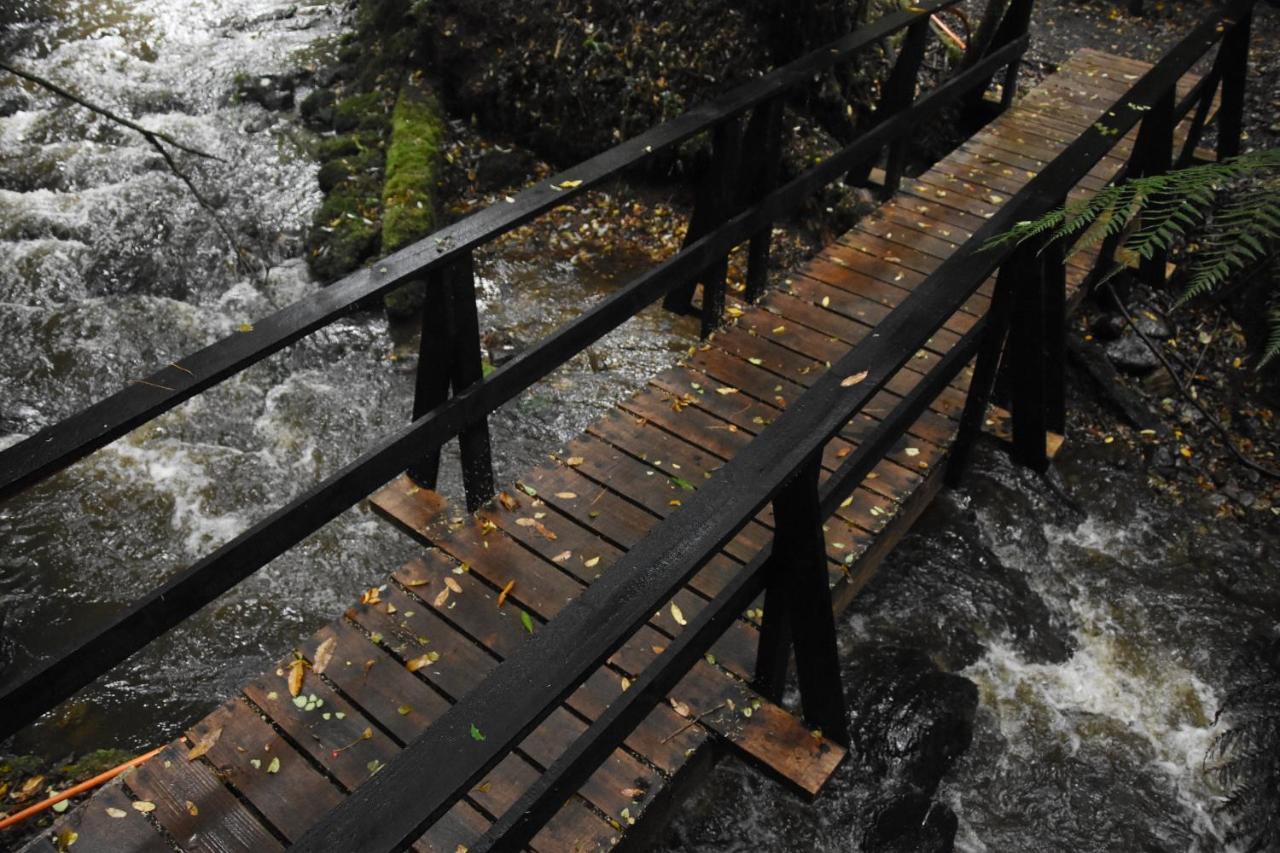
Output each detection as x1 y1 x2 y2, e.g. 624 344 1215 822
1 0 694 765
661 443 1278 851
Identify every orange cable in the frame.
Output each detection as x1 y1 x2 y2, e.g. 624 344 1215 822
0 746 164 831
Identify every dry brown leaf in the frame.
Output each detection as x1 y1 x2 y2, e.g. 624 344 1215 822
444 577 463 594
497 579 515 609
565 456 584 466
287 658 306 697
552 550 572 562
312 636 337 675
406 651 440 672
132 801 156 813
360 587 381 605
554 491 577 500
841 370 869 387
497 491 520 511
185 800 199 816
620 787 645 799
433 588 451 608
186 726 223 761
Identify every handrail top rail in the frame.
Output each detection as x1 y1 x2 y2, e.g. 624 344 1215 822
0 0 958 504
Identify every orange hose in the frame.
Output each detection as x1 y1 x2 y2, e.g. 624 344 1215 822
0 746 163 831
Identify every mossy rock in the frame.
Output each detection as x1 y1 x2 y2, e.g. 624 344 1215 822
306 181 382 282
380 79 444 319
333 91 390 133
60 748 134 780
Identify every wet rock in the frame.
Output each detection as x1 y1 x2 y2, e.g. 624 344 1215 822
236 74 295 111
475 146 537 192
846 646 978 795
0 89 31 118
243 113 277 134
483 330 526 366
1131 306 1174 339
863 790 959 853
1091 312 1128 341
300 88 336 129
1105 332 1161 375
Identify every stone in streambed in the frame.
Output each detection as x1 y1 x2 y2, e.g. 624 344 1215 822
1105 332 1162 375
846 645 979 795
863 789 959 853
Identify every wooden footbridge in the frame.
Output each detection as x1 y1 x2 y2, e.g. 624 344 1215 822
1 0 1255 849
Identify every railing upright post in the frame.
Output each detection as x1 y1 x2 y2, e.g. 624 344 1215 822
1135 90 1176 291
407 250 496 511
1007 236 1050 472
946 260 1017 486
754 457 850 746
662 117 745 333
846 17 929 195
744 97 784 304
963 0 1034 116
1216 9 1251 161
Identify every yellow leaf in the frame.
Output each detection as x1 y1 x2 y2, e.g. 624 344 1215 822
267 757 280 774
584 556 600 568
556 179 583 189
497 579 515 608
312 636 337 675
287 658 306 697
553 550 572 562
406 652 439 672
904 447 920 457
132 801 156 813
105 807 127 818
841 370 868 387
186 726 223 761
715 387 738 395
670 602 687 626
238 322 253 333
186 800 199 816
360 587 381 605
555 491 577 499
433 588 450 608
565 456 584 466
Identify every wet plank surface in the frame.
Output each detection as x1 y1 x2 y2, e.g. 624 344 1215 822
30 48 1203 853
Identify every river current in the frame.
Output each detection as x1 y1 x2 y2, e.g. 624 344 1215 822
1 1 1274 850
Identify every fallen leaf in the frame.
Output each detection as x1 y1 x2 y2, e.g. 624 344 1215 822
841 370 869 387
470 723 486 741
670 602 687 626
267 757 280 774
715 386 739 395
287 658 306 697
433 588 451 608
55 830 77 852
565 456 584 467
360 587 381 606
187 726 223 761
105 807 127 818
556 179 583 190
520 610 535 633
497 579 515 608
904 447 920 457
552 550 572 562
584 556 600 568
406 651 439 672
444 577 463 594
621 788 645 799
555 491 577 500
312 637 337 675
132 801 156 813
497 491 520 511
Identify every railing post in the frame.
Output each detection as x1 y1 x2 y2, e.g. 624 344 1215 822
662 117 745 334
1216 8 1251 161
1135 89 1176 291
847 17 929 194
407 250 496 511
744 97 784 304
962 0 1033 116
946 260 1017 486
754 457 850 746
1005 235 1057 472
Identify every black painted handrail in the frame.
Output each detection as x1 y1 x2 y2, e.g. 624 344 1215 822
0 0 958 504
290 3 1256 850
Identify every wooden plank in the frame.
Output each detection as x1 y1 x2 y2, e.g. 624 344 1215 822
30 779 171 853
122 744 283 852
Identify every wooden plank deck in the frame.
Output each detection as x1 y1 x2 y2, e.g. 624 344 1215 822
26 48 1206 852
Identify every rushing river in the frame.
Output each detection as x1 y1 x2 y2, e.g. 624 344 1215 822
1 1 1275 850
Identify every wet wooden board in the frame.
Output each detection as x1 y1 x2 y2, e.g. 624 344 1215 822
30 49 1203 853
